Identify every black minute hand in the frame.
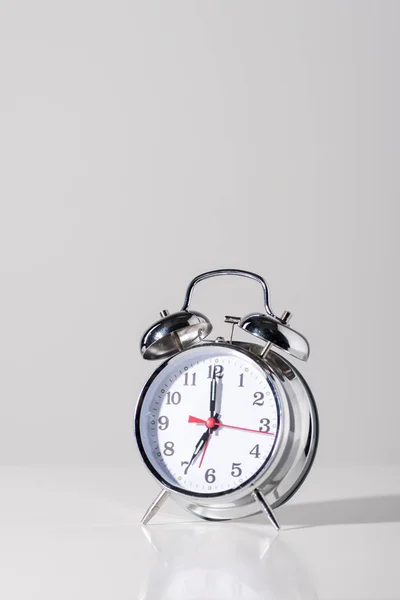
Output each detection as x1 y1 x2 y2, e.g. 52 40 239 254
209 373 217 418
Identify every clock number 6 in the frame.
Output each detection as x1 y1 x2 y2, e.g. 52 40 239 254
205 468 216 483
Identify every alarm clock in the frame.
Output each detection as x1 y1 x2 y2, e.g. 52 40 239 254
134 269 318 529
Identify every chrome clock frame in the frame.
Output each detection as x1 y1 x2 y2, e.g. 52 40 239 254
135 268 319 529
135 340 318 523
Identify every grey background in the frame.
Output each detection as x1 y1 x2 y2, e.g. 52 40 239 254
0 1 399 469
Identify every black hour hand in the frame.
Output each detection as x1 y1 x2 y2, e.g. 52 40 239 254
184 430 210 474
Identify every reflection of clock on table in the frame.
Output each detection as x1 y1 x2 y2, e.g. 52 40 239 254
139 523 317 600
135 269 319 528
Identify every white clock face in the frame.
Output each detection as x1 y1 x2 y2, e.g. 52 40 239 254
136 344 281 496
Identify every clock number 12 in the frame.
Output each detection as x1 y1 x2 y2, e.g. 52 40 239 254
208 365 224 379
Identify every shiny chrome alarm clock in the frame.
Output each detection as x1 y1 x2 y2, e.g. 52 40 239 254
134 269 318 529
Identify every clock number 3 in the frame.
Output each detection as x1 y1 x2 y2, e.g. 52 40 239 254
259 418 271 433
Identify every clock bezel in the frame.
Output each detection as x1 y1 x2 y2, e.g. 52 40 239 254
134 342 285 501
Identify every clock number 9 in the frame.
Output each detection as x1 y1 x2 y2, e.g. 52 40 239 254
205 468 216 483
163 441 174 456
158 416 169 430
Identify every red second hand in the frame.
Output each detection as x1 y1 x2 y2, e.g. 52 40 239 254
198 435 210 468
188 415 275 436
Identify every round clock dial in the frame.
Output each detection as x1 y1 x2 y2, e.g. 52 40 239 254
136 344 281 497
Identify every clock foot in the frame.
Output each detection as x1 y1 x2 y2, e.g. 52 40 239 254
141 489 170 525
252 489 280 531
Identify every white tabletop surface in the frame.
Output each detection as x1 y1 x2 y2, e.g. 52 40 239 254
0 465 399 600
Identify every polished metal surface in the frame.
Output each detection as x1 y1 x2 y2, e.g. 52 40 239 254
253 488 280 530
181 269 279 318
140 311 212 359
224 315 241 324
135 340 319 522
141 488 170 525
239 313 310 361
225 315 241 343
137 269 317 525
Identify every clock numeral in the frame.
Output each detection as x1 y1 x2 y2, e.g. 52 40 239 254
184 372 197 386
181 460 189 475
259 418 271 433
231 462 242 477
253 392 264 406
166 391 181 405
163 441 175 456
250 444 260 458
208 365 224 379
238 373 244 387
158 416 169 430
205 468 216 483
